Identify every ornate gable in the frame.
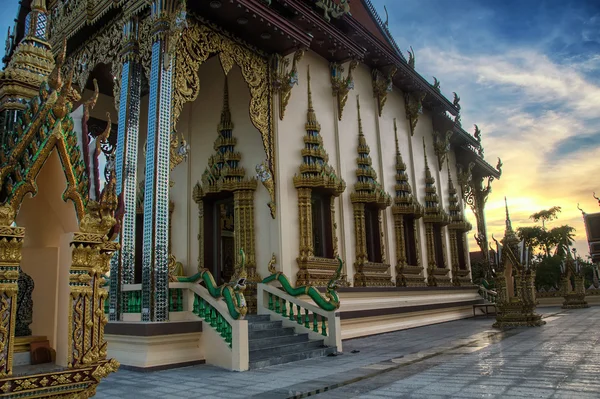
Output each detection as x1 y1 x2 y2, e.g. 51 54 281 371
293 65 345 195
193 76 257 199
391 118 422 217
350 95 391 207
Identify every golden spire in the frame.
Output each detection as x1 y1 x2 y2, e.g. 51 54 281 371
423 137 429 172
357 95 364 137
305 65 320 131
218 76 233 131
394 118 400 155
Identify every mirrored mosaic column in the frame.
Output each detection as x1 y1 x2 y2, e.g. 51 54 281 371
141 1 180 322
109 17 142 321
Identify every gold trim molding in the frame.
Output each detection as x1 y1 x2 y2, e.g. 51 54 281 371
330 60 357 120
372 67 397 117
174 19 275 217
271 49 305 120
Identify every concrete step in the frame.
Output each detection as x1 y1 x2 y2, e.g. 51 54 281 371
248 320 283 331
244 314 271 322
249 333 309 351
248 326 296 340
248 346 336 370
249 340 325 361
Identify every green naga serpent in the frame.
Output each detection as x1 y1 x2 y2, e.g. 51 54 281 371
178 249 248 319
262 255 343 311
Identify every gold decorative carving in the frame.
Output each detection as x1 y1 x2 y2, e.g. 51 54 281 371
271 49 305 120
63 16 123 110
351 96 392 287
372 67 397 117
174 19 275 207
316 0 351 22
433 130 453 172
330 60 357 120
391 119 425 287
404 91 425 136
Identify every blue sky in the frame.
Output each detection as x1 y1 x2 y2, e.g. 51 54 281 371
371 0 600 256
2 0 599 256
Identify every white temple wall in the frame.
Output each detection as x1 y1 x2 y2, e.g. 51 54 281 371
274 51 342 282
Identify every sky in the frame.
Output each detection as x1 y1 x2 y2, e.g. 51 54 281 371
1 0 599 257
371 0 600 258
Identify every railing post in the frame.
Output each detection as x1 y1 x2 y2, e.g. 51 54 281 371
232 319 249 371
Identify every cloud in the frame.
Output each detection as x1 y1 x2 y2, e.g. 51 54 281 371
374 2 600 258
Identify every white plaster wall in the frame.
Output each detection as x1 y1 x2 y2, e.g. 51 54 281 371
274 51 342 281
168 56 274 277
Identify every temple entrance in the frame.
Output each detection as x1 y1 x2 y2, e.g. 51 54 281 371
204 195 236 285
15 151 79 368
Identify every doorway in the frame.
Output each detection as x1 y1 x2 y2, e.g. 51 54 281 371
204 196 236 285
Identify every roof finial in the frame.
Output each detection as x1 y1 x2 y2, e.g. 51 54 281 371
357 95 363 137
505 196 512 230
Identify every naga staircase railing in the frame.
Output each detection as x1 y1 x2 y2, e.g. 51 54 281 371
257 256 343 351
478 279 498 303
104 251 250 371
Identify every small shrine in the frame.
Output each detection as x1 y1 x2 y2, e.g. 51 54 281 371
491 199 544 328
560 248 588 309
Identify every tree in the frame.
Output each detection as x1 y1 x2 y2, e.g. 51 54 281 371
529 206 561 229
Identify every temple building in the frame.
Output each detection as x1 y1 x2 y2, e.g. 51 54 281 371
0 0 502 392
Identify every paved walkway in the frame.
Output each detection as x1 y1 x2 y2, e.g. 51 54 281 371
96 307 600 398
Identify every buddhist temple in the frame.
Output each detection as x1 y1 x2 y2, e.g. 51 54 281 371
0 0 502 395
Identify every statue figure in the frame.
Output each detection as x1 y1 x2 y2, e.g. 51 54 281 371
432 76 440 91
15 269 34 337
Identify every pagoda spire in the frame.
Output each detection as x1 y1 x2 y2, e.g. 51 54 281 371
392 119 421 212
218 75 233 131
200 76 246 187
422 138 449 224
0 0 54 142
355 95 379 191
294 65 344 193
305 65 320 132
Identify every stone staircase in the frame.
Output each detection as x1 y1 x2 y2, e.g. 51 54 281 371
247 315 336 369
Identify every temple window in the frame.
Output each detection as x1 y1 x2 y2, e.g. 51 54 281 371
311 190 333 259
433 224 445 268
365 205 383 263
403 216 418 266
